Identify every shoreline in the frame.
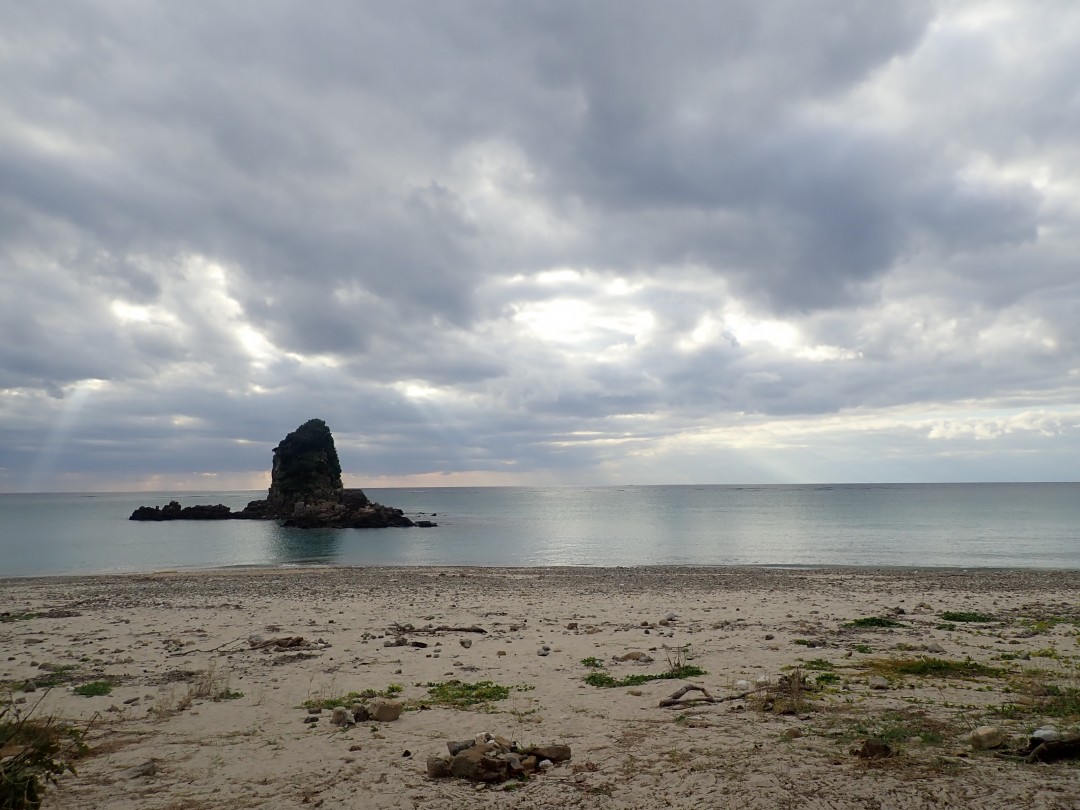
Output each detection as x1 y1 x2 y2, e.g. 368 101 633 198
3 566 1079 808
5 561 1080 586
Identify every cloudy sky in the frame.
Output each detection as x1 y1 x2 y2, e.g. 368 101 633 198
3 1 1079 492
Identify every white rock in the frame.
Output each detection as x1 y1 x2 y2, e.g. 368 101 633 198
1031 727 1060 744
734 680 751 691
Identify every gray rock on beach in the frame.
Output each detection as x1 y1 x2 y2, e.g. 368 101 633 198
450 744 508 783
969 726 1006 750
369 699 403 722
330 706 352 726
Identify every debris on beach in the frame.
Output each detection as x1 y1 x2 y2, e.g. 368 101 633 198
852 740 892 759
426 732 571 783
1021 735 1080 763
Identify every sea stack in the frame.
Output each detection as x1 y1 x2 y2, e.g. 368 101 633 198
266 417 346 516
130 419 422 529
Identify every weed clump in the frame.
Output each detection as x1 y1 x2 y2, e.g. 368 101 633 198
0 613 38 624
424 680 517 708
939 611 994 623
868 657 1004 680
585 665 706 689
1 701 87 810
71 681 112 698
851 708 952 747
755 669 811 714
847 617 903 629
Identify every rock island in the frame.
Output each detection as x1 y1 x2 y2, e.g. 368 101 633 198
129 418 429 528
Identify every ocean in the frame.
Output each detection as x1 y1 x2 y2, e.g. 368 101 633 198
1 483 1078 577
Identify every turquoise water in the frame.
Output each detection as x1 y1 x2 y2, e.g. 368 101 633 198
1 484 1078 576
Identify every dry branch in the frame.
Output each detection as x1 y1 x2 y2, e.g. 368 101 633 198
659 683 768 708
388 622 487 635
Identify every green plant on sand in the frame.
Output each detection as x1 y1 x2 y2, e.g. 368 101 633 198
585 665 707 689
423 680 518 708
867 657 1004 680
71 681 112 698
939 611 994 623
1 700 87 810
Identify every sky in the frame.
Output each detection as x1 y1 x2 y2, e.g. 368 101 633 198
2 1 1079 493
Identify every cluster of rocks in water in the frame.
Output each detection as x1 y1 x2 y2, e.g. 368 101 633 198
129 419 434 530
426 733 572 783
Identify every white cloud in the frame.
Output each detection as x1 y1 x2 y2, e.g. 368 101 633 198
2 2 1079 489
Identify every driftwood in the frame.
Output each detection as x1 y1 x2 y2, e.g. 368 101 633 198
167 635 246 657
169 634 313 658
659 683 768 708
1025 737 1080 763
389 622 487 635
248 635 308 650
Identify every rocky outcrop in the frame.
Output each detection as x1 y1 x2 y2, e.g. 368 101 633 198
264 419 345 517
129 419 428 529
129 501 233 521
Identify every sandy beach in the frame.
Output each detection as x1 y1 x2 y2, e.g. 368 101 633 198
2 566 1079 809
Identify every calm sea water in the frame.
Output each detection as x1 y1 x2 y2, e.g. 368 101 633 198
1 484 1078 576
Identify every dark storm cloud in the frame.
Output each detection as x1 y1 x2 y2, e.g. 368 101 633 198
3 1 1080 488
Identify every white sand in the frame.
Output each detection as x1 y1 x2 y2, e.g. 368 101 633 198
3 566 1079 809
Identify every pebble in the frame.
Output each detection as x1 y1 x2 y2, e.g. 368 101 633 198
537 646 551 656
460 639 472 649
123 760 157 779
868 676 890 690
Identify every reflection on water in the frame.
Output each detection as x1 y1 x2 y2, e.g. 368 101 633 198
265 524 342 565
